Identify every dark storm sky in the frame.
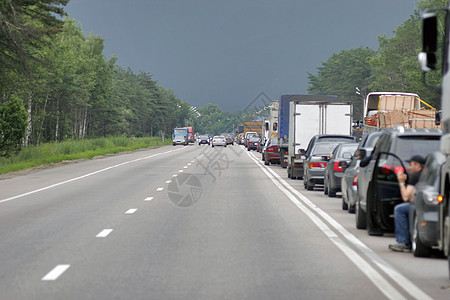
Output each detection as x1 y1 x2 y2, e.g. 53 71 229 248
64 0 418 111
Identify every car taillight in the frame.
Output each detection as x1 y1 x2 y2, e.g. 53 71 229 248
352 174 358 186
213 140 216 142
333 161 343 172
309 162 326 168
268 146 275 152
249 143 253 145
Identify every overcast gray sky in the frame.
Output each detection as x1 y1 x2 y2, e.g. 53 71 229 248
65 0 418 112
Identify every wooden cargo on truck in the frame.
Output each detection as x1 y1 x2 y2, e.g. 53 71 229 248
244 121 263 135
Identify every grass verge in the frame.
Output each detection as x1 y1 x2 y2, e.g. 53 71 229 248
0 136 171 175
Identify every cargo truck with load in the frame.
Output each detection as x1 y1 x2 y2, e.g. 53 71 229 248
243 121 263 147
184 126 195 143
418 6 450 277
362 92 440 136
286 95 353 179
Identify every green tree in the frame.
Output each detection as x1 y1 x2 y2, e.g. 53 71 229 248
307 47 376 119
0 95 27 156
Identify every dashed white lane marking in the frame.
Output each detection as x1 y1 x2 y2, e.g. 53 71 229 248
179 170 184 173
0 147 186 204
42 265 70 281
173 174 178 177
125 209 137 214
144 197 154 201
183 166 188 169
166 180 172 184
96 229 113 238
187 163 192 166
156 187 164 191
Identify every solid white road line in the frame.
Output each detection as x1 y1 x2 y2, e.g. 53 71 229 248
0 147 186 204
96 229 113 238
249 152 432 300
246 151 410 300
42 265 70 281
125 209 137 214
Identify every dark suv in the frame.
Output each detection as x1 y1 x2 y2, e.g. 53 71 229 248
356 128 441 235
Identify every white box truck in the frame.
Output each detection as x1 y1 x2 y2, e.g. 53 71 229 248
287 98 352 179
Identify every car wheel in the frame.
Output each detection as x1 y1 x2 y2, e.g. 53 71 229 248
324 177 329 195
355 198 366 229
342 197 348 210
412 214 432 257
212 145 214 147
287 167 291 178
348 199 355 213
328 187 336 197
306 178 314 190
264 158 269 166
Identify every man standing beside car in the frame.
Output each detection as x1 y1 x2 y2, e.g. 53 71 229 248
389 155 425 252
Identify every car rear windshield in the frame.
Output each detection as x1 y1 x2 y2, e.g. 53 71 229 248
312 143 339 155
337 144 358 158
317 136 355 143
395 136 441 160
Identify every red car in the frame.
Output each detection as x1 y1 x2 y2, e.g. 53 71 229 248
263 138 280 165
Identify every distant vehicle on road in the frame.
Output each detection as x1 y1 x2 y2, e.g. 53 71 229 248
211 136 227 147
173 127 188 146
247 136 260 151
198 135 210 145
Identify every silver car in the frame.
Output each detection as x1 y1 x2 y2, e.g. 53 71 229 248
211 136 227 147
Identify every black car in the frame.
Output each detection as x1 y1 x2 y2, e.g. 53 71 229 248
324 143 359 197
409 151 445 257
247 136 260 151
198 135 210 145
356 127 441 235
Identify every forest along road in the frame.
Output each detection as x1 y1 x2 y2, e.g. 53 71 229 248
0 144 448 299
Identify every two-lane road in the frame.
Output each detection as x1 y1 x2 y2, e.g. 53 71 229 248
0 144 448 299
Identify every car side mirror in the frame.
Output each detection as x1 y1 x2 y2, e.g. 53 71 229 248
419 12 438 72
338 160 350 169
359 149 367 160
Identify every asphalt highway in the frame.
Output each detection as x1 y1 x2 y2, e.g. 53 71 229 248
0 144 448 299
